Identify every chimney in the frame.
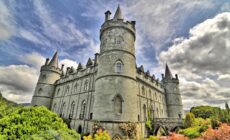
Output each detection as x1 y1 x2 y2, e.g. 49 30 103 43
105 10 111 21
61 64 64 71
94 53 99 65
45 58 49 65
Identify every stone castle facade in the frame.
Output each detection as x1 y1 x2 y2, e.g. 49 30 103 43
31 5 183 139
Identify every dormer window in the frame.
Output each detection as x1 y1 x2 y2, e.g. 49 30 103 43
115 60 123 73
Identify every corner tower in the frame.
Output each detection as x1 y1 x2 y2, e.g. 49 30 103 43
163 64 183 118
93 5 138 122
31 51 62 108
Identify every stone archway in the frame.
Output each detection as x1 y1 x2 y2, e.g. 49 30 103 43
154 126 168 136
113 134 122 140
171 126 182 133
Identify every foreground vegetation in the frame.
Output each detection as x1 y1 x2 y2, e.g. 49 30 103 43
0 94 80 140
0 92 229 140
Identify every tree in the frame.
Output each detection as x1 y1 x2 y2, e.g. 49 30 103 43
225 102 230 114
184 112 195 128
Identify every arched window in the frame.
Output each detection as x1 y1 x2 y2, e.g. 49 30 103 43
80 100 86 119
156 108 159 117
60 102 66 117
38 88 42 94
113 95 123 114
142 86 145 95
65 86 69 95
74 83 78 93
69 101 75 119
115 60 123 73
84 80 88 91
143 104 147 121
53 103 56 112
56 88 60 96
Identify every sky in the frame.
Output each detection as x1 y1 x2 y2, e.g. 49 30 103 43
0 0 229 110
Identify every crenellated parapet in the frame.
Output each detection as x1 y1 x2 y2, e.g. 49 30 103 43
136 65 164 91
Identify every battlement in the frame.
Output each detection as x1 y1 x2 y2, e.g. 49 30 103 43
100 20 136 40
136 65 164 91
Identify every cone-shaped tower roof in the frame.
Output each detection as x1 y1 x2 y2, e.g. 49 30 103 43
113 5 123 20
165 63 173 79
49 51 59 68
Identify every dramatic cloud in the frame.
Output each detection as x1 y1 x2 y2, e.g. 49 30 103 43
159 12 230 109
0 65 38 103
0 0 14 40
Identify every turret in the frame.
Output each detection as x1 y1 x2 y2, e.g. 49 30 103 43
31 51 62 108
93 5 138 122
163 64 183 118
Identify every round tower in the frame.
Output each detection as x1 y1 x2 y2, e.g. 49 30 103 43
31 51 62 109
163 64 183 118
93 5 138 122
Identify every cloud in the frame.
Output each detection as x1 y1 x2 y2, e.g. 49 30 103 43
158 12 230 109
20 52 45 69
0 0 14 40
60 59 78 69
0 65 38 103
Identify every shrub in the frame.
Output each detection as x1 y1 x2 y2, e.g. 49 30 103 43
0 106 80 140
201 123 230 140
83 129 110 140
184 112 195 128
147 135 159 140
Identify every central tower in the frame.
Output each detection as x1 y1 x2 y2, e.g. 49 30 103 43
93 5 138 123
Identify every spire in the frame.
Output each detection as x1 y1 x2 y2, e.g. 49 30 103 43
165 63 173 79
49 51 59 68
113 4 123 20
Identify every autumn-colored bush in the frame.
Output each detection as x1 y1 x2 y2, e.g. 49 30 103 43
167 133 189 140
200 123 230 140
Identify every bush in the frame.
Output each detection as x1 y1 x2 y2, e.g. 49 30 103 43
0 106 80 140
179 123 209 139
184 112 195 128
147 135 159 140
83 129 110 140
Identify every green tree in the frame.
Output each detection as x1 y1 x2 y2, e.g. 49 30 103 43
184 112 196 128
190 106 220 119
225 102 230 114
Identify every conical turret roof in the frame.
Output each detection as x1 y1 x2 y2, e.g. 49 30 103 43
113 5 123 20
165 63 173 79
49 51 59 68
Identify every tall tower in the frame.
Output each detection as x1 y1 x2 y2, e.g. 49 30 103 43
163 64 183 118
93 5 138 122
31 51 62 108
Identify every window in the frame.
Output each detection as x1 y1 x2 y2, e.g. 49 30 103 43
69 101 75 119
115 61 123 73
149 89 151 98
74 83 78 93
142 86 145 95
60 102 66 117
53 103 56 112
66 86 69 95
56 88 60 96
143 104 147 121
113 95 123 114
115 36 123 44
80 100 86 119
38 88 42 94
42 74 46 79
84 80 88 91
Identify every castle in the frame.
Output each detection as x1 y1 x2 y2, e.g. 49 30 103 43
31 5 183 139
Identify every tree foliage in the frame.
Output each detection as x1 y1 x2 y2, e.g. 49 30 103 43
0 106 80 140
184 112 196 128
190 106 220 119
